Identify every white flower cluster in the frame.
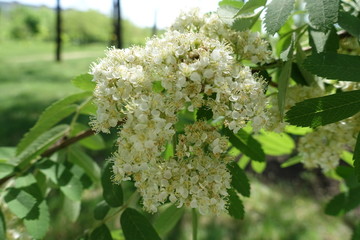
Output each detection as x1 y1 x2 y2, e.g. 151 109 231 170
113 121 232 215
170 8 272 64
265 84 324 132
299 114 360 172
90 29 269 214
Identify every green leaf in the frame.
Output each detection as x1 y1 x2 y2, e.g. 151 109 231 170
227 162 250 197
222 128 265 162
0 209 6 240
17 125 69 167
325 192 346 216
235 0 266 16
285 125 313 135
344 186 360 212
239 155 251 169
68 146 101 182
60 175 83 201
232 11 262 32
0 147 16 163
57 163 84 201
94 201 111 220
254 131 295 156
227 189 244 219
0 163 14 178
305 0 339 32
218 0 244 9
196 106 213 121
23 200 49 239
354 132 360 181
264 0 295 35
286 90 360 127
295 43 315 86
111 230 124 240
72 74 96 91
341 151 354 166
336 166 359 189
90 224 113 240
17 92 91 154
281 156 301 168
309 27 339 53
352 222 360 240
277 52 293 118
4 188 37 219
63 198 81 222
102 161 123 207
37 159 58 184
303 53 360 82
251 160 266 173
217 5 239 25
120 208 161 240
338 11 360 39
153 204 185 237
291 63 309 86
79 100 97 116
175 109 196 133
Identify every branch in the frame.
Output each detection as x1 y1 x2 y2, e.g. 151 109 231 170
0 129 95 186
0 119 127 186
41 129 95 157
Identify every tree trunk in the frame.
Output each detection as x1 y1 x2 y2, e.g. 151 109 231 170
55 0 62 62
112 0 123 48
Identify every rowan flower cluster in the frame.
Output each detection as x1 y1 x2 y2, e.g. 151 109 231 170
90 29 269 214
113 121 232 214
265 84 324 132
170 8 272 64
298 114 360 171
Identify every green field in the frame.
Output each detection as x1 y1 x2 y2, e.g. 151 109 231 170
0 41 107 146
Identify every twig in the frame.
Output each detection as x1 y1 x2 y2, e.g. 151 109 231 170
0 129 95 186
41 129 95 158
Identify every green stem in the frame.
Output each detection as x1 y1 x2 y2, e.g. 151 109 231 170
69 96 93 131
192 208 198 240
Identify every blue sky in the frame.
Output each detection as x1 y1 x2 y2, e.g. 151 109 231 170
2 0 220 28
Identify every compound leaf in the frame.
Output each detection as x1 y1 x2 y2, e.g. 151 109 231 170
227 162 250 197
305 0 339 32
304 53 360 82
286 90 360 127
264 0 295 34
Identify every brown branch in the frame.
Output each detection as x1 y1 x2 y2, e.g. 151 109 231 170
41 129 95 158
0 119 127 186
0 129 96 186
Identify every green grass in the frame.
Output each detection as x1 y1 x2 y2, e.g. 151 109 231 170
0 40 107 146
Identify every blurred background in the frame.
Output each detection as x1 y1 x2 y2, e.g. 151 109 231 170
0 0 356 239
